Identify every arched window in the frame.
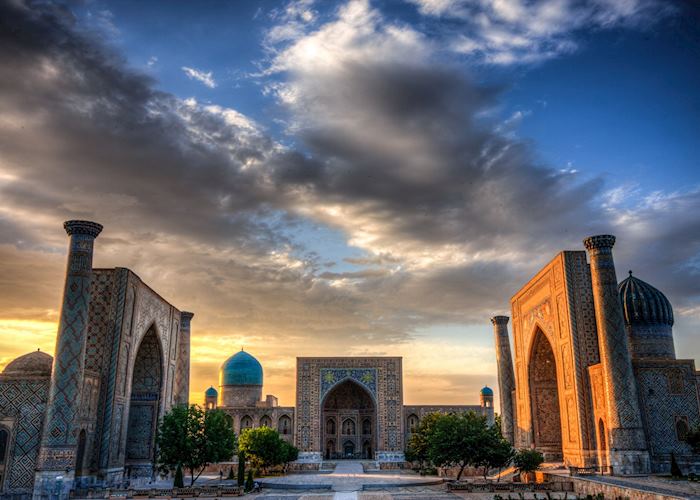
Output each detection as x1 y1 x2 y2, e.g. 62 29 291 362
407 414 419 433
240 416 252 430
676 418 690 441
326 418 336 435
277 415 291 435
259 415 271 428
362 418 371 435
342 418 356 435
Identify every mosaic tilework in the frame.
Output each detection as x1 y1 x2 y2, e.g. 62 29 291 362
584 236 647 458
491 316 515 444
0 378 49 493
320 368 377 402
39 227 100 471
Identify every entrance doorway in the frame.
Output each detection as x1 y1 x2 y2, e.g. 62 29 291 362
529 329 563 460
322 380 376 459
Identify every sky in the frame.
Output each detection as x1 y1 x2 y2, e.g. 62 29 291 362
0 0 699 408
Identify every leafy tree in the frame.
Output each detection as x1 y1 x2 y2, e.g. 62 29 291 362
174 463 184 488
426 411 488 481
156 405 236 486
513 449 544 475
474 424 514 480
405 412 441 473
238 426 299 474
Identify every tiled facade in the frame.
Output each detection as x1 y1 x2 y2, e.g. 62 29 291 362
495 235 700 476
0 222 190 500
208 355 493 468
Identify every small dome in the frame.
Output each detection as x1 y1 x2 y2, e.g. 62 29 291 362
3 350 53 377
618 272 674 326
220 350 263 386
205 386 218 397
480 386 493 396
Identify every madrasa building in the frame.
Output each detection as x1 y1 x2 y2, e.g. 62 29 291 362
492 234 700 476
0 220 493 499
203 353 494 467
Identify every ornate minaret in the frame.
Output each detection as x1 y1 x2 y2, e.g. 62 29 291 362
35 220 102 499
491 316 515 445
583 234 650 475
174 311 194 405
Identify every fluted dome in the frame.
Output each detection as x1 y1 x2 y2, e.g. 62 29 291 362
220 350 263 386
618 272 674 326
3 350 53 377
205 386 218 397
480 386 493 396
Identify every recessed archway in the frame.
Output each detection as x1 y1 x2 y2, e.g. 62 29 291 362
528 328 563 461
125 327 163 472
322 379 376 460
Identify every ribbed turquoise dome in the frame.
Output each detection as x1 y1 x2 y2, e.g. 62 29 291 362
205 386 218 397
220 350 263 386
481 386 493 396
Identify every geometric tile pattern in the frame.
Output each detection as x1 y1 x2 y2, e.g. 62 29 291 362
320 368 377 402
491 316 515 444
0 378 49 493
39 224 101 471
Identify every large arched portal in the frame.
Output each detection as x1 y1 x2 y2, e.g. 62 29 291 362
529 329 563 461
322 380 376 460
125 327 163 474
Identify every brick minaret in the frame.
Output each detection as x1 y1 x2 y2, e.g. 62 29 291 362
583 234 650 475
175 311 194 405
491 315 515 445
35 220 102 499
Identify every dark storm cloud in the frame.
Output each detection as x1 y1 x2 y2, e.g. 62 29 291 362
1 0 699 369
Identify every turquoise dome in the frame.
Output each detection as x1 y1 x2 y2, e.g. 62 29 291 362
480 386 493 396
205 386 218 397
220 350 263 386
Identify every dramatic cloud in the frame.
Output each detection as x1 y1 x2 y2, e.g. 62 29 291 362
409 0 671 64
182 66 217 88
0 0 697 405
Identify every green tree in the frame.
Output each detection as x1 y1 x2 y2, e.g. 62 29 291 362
426 411 488 481
156 405 236 486
405 412 441 474
238 426 298 474
473 424 514 480
513 449 544 476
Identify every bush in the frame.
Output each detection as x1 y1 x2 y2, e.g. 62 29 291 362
671 452 683 478
237 452 245 487
512 449 544 474
227 465 234 480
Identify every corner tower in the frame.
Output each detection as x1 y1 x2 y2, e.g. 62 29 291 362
583 234 650 475
491 315 515 445
34 220 102 499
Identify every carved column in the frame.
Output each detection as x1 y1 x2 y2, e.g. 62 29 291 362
583 234 649 475
35 220 102 498
175 311 194 406
491 316 515 445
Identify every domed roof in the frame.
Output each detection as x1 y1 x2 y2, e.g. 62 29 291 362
618 271 674 326
220 350 263 386
2 350 53 377
480 386 493 396
205 386 218 397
